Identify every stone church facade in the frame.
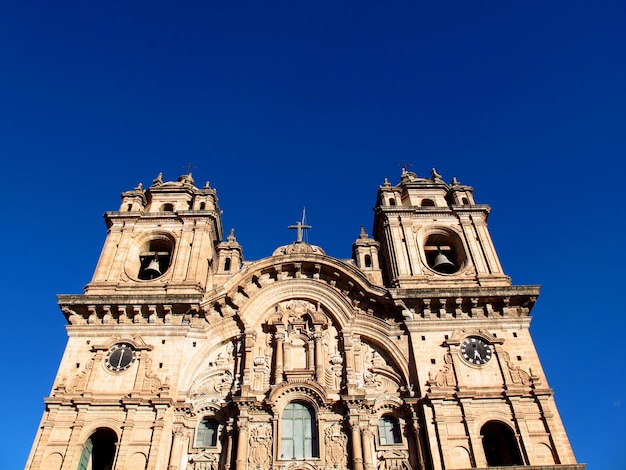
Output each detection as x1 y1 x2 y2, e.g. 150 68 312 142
26 169 584 470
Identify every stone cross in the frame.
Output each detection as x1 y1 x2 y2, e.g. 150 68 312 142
288 212 312 242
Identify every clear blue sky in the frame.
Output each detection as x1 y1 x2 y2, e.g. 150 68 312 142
2 1 624 468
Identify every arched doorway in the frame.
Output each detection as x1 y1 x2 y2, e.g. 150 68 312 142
480 421 523 466
77 428 118 470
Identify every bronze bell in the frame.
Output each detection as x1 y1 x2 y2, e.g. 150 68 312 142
144 257 161 278
432 251 456 274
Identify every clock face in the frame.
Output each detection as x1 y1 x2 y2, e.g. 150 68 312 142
105 343 136 372
460 337 492 365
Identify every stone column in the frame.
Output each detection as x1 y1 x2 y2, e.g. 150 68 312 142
274 332 285 384
507 396 532 465
60 404 88 470
314 330 324 382
459 398 484 468
114 403 138 470
422 403 444 470
168 427 190 470
408 407 427 470
241 330 257 391
222 422 235 470
146 404 168 470
27 405 59 470
235 421 249 470
361 427 375 470
342 332 357 392
350 418 364 470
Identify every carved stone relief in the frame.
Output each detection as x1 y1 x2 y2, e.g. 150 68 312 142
189 341 237 399
248 423 272 469
501 351 532 386
359 342 402 393
428 353 456 389
324 422 348 467
377 449 412 470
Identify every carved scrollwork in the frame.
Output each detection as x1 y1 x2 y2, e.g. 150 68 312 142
501 351 532 386
428 353 456 389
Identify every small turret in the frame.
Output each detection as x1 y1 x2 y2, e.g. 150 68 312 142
352 226 383 286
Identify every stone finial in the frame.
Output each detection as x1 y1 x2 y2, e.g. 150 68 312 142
153 172 163 186
227 228 237 242
359 226 369 239
204 181 211 189
134 182 143 191
431 167 443 181
451 176 460 186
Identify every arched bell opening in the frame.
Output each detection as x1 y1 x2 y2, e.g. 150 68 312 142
423 231 466 275
480 421 523 467
77 427 118 470
137 237 174 280
364 254 372 268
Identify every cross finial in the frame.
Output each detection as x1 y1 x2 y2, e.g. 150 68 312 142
398 160 413 173
182 162 197 174
288 208 312 243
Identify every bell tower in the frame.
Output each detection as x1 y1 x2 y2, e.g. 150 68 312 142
86 172 223 296
373 168 509 289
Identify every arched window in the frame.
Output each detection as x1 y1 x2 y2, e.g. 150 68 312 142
224 257 231 271
77 428 118 470
162 203 174 212
199 202 206 210
389 198 396 206
481 421 523 466
196 418 219 447
281 402 318 459
378 415 402 445
421 198 435 207
364 254 372 268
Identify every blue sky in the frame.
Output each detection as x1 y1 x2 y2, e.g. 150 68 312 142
2 1 625 468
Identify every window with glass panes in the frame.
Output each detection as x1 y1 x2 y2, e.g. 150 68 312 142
281 402 318 459
378 415 402 445
196 418 219 447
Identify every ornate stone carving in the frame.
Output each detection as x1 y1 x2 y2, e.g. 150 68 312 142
360 342 402 393
428 353 456 389
325 422 348 467
66 364 91 393
377 449 412 470
141 356 164 393
188 452 219 470
502 351 532 386
248 423 272 468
